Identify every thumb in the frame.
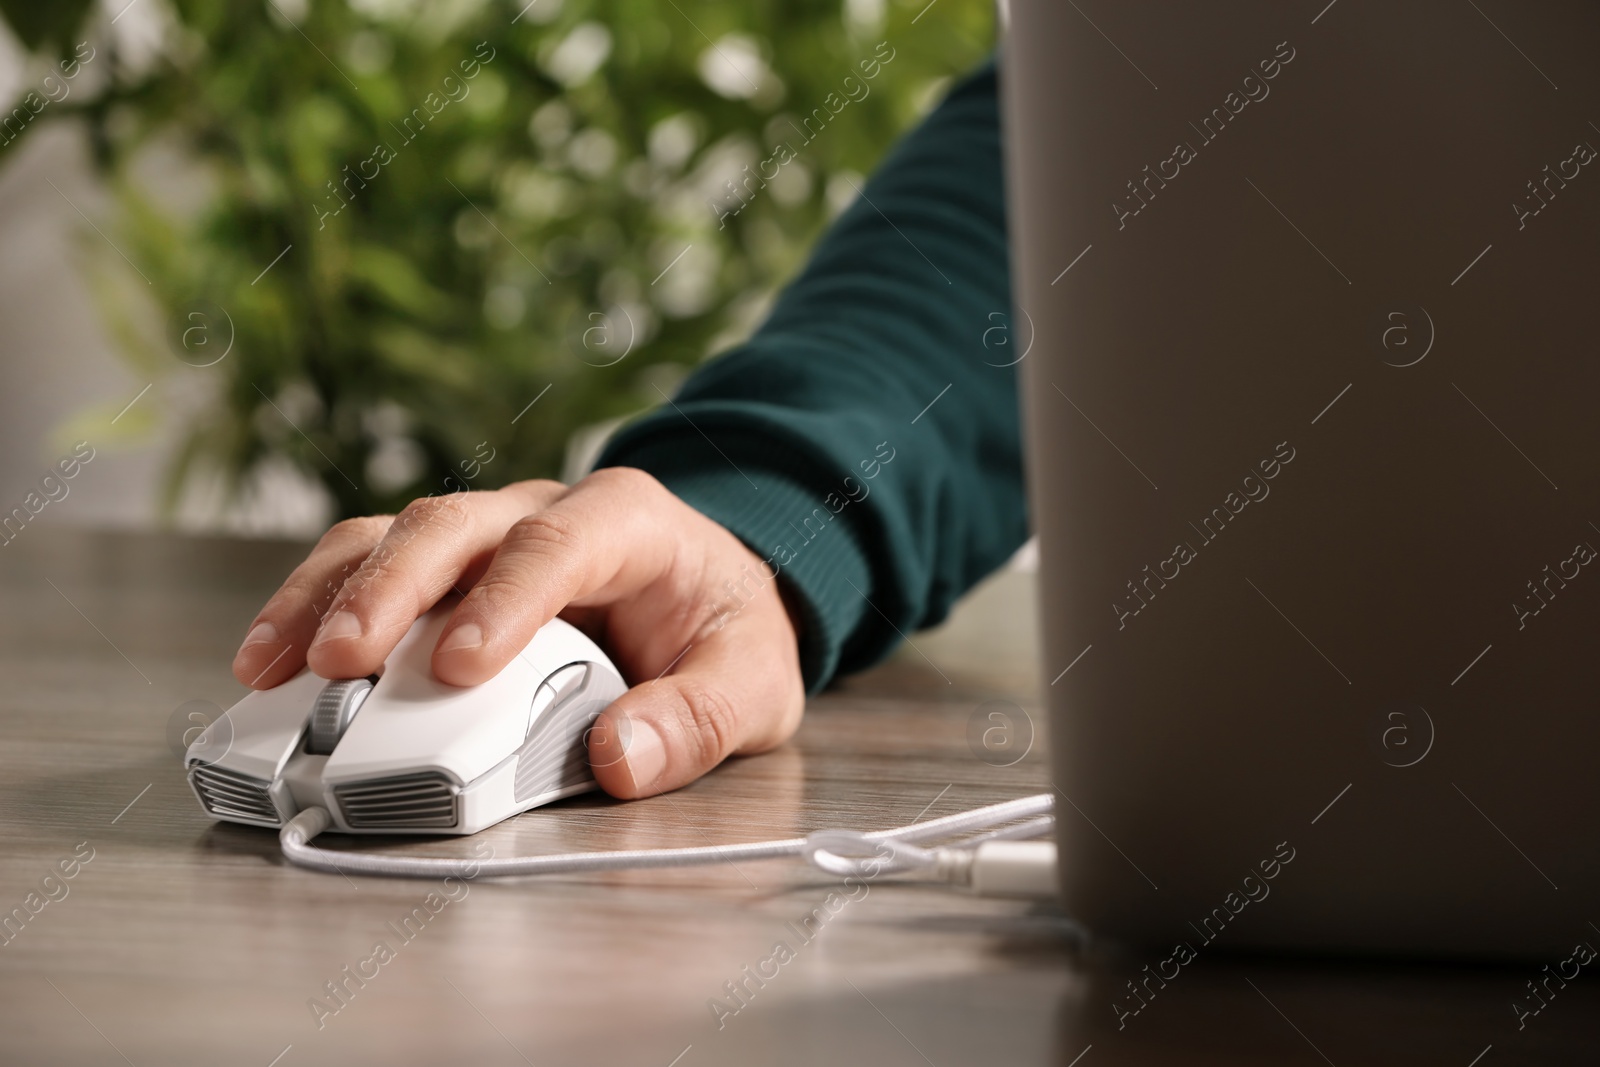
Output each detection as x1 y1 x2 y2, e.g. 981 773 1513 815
586 638 803 799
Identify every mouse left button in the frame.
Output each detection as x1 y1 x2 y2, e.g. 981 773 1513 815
307 677 375 755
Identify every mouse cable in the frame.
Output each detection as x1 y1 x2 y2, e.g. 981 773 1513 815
280 793 1059 898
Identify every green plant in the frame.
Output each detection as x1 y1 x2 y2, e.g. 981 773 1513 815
1 0 994 518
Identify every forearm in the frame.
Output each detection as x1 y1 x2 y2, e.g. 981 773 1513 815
597 57 1025 691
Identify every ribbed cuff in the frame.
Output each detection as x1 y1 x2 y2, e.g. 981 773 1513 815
596 431 873 694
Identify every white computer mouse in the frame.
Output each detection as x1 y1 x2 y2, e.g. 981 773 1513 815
185 603 628 835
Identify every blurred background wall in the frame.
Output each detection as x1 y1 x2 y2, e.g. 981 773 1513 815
0 36 168 531
0 0 997 541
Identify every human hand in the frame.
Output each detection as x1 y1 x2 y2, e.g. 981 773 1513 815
231 468 805 798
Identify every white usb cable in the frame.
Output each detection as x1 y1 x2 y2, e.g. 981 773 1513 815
280 793 1059 898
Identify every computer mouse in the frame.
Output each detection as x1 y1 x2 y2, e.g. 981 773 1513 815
185 603 628 834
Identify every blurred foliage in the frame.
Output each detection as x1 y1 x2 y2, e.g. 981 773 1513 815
0 0 994 518
0 0 93 54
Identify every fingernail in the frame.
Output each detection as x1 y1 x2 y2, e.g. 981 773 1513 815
622 719 666 794
240 621 278 650
314 610 363 646
437 622 484 655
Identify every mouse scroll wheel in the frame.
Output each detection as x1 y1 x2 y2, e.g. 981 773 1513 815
308 677 375 755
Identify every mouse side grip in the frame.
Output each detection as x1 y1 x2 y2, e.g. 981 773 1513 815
512 665 627 804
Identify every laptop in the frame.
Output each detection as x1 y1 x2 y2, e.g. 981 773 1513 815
1003 0 1600 957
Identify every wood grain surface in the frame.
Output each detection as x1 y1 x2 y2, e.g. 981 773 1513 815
0 529 1594 1066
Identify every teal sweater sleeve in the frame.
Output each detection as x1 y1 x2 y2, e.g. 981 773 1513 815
595 57 1024 693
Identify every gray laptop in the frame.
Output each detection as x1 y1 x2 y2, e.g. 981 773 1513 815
1004 0 1599 957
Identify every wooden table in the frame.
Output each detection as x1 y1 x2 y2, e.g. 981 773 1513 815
1 529 1595 1065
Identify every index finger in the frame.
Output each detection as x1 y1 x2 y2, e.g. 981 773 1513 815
231 515 392 689
303 483 565 681
430 467 681 686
